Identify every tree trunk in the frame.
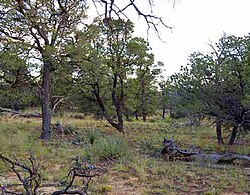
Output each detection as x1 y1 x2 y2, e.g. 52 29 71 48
134 110 139 120
93 83 123 133
216 119 224 144
116 110 124 132
109 74 124 132
141 80 147 122
161 88 165 119
142 113 146 122
228 126 237 145
40 63 51 140
117 76 125 131
111 88 123 132
162 107 165 119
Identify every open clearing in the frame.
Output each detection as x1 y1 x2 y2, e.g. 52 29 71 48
0 116 249 194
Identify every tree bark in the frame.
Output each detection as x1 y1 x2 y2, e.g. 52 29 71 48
134 110 139 120
141 80 147 122
110 78 124 132
228 126 237 145
162 107 165 119
103 73 124 132
40 63 52 140
161 138 250 164
161 87 166 119
216 119 224 144
116 76 125 132
93 84 123 133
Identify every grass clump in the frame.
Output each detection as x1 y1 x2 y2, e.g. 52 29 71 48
93 136 131 161
85 128 102 144
138 137 162 156
100 185 113 193
74 128 102 146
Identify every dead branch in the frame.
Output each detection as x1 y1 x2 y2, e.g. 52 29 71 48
0 107 42 118
161 137 250 164
51 96 73 113
0 155 101 195
0 107 20 114
0 154 41 195
51 157 100 195
91 0 173 39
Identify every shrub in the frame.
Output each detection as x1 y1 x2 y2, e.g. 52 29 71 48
93 136 130 161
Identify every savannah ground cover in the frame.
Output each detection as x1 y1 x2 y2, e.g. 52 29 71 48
0 114 249 195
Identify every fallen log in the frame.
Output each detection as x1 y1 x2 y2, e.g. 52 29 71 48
0 107 42 118
0 107 19 114
161 137 250 164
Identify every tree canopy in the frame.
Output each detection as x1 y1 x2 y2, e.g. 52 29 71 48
165 34 250 144
0 0 169 138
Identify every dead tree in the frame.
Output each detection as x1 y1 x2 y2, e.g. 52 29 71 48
161 137 250 164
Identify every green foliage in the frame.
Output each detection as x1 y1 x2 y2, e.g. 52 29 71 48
58 18 164 127
0 0 90 139
165 34 250 141
0 87 36 110
84 128 102 145
99 185 113 193
138 137 162 156
0 49 37 110
125 48 163 121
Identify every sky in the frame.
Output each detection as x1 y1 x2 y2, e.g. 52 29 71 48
132 0 250 76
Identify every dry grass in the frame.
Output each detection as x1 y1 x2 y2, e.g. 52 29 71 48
0 115 249 194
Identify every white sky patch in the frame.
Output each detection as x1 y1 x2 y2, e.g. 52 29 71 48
132 0 250 76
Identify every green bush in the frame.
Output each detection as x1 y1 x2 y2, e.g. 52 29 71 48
0 87 37 110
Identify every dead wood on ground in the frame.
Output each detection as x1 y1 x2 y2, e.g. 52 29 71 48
0 107 42 118
161 137 250 164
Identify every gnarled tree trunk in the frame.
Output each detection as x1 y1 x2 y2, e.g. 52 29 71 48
216 119 224 144
110 74 124 132
40 61 52 140
228 126 237 145
92 82 124 133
